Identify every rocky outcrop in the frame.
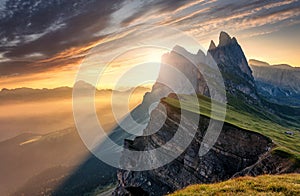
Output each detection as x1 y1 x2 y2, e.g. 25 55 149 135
208 31 258 102
233 151 300 177
113 98 291 196
153 45 210 96
154 31 261 103
217 32 253 78
208 40 216 50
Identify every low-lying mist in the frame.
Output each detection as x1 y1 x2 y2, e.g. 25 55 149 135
0 87 149 195
0 88 148 142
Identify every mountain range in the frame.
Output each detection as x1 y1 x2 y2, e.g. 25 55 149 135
249 59 300 106
112 32 300 195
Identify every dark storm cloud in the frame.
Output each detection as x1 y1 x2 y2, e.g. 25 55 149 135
3 11 108 58
1 0 122 58
0 61 32 76
0 56 83 77
0 0 122 76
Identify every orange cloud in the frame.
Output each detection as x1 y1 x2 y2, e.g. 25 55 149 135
1 27 139 89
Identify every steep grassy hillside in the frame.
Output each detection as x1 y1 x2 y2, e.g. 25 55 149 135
163 94 300 162
169 174 300 195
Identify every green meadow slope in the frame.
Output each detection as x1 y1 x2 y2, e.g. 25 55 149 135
163 94 300 163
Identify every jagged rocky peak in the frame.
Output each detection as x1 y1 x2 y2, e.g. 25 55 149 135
158 45 203 95
219 31 231 46
162 45 196 65
161 45 195 69
158 33 258 101
209 31 239 49
172 45 189 55
197 48 206 57
218 31 238 47
209 40 217 50
209 31 253 79
157 44 213 96
207 31 259 101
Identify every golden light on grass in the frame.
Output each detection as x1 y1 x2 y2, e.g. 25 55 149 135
169 174 300 195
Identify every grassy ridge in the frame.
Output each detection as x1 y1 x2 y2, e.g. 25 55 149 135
163 94 300 160
169 174 300 195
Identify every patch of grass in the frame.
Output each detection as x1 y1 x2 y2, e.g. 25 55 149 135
272 148 300 167
163 94 300 159
169 174 300 196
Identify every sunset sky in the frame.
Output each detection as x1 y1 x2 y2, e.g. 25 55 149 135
0 0 300 89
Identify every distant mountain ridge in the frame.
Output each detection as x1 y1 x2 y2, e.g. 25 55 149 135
0 82 149 103
249 59 297 69
0 86 73 103
249 59 300 106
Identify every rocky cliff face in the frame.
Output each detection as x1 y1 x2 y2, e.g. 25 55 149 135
112 32 298 196
155 45 210 96
208 32 259 103
113 98 297 196
152 32 260 103
249 60 300 106
211 32 253 78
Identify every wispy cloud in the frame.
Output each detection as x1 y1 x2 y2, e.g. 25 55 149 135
1 0 299 88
